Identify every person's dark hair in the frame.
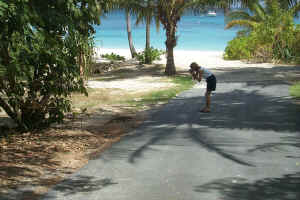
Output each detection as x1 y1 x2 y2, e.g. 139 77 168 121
190 62 199 71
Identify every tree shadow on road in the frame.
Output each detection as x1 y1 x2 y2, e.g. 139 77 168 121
42 176 117 199
124 82 300 166
194 172 300 200
194 89 300 132
50 176 117 196
213 66 300 84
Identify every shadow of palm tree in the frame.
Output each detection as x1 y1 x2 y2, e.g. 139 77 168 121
213 66 300 85
51 176 117 196
194 172 300 200
116 79 300 166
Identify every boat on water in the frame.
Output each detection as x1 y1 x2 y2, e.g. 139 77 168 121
207 11 217 17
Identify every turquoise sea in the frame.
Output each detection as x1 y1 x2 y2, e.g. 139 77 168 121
94 11 238 51
94 11 300 51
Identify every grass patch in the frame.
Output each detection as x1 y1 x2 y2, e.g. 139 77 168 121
290 82 300 98
101 53 125 61
71 75 194 112
71 88 126 110
172 75 195 90
125 75 195 108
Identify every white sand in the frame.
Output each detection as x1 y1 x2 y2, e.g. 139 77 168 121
87 77 175 91
94 47 277 70
90 47 283 91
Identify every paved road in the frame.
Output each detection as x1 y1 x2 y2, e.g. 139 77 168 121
42 66 300 200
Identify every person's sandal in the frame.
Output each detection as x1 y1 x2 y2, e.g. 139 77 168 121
200 109 210 113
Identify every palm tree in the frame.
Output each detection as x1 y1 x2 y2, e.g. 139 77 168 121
135 0 160 64
225 0 300 61
156 0 218 76
126 9 138 58
118 0 274 75
117 0 139 58
225 0 300 31
280 0 300 9
152 0 247 76
225 0 262 31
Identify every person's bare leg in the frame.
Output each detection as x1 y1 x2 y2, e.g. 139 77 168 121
201 91 211 112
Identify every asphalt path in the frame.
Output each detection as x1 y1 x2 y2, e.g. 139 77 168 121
42 66 300 200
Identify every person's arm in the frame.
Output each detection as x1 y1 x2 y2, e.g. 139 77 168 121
189 68 203 82
196 70 203 82
189 69 198 80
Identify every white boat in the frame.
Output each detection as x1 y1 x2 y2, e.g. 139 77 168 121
207 11 217 17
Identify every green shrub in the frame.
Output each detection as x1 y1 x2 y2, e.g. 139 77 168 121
101 53 125 61
0 0 100 131
224 1 300 64
290 82 300 98
136 47 165 64
224 36 254 60
291 26 300 63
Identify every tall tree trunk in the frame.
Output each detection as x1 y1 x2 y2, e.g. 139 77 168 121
165 25 176 76
79 51 84 77
145 14 151 64
126 11 137 58
224 4 230 16
0 46 24 128
0 97 25 130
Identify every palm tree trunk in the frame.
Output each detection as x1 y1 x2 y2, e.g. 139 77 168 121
165 25 176 76
79 51 84 77
126 11 137 58
145 14 151 64
224 4 230 16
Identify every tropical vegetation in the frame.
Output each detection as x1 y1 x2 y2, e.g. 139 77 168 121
2 0 300 130
136 47 165 64
134 1 160 64
290 82 300 98
0 0 109 131
102 53 126 61
116 0 138 58
224 0 300 63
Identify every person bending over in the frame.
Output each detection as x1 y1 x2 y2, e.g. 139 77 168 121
189 62 217 113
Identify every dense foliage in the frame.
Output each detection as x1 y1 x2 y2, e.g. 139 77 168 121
0 0 105 131
136 47 164 64
224 0 300 63
290 82 300 98
101 53 126 61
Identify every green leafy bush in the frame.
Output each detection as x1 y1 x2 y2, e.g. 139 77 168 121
136 47 165 64
0 0 101 131
101 53 125 61
290 82 300 98
224 0 300 64
291 25 300 63
224 36 254 60
225 16 300 63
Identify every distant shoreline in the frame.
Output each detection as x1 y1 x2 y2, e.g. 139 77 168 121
94 47 277 69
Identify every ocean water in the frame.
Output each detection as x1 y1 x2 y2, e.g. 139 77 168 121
94 11 300 51
94 11 238 51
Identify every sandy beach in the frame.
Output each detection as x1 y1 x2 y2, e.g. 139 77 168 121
94 47 277 70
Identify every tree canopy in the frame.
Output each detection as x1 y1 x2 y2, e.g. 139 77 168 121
0 0 109 130
224 0 300 62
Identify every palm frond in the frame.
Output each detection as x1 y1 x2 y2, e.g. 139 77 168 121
226 10 252 21
250 2 266 21
225 19 257 30
290 1 300 17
